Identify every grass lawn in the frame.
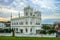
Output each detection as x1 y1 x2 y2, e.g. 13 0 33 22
0 36 60 40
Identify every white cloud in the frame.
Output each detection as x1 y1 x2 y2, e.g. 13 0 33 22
4 0 9 2
0 6 24 18
0 15 60 21
0 7 19 13
19 2 26 7
0 6 60 21
30 0 57 10
10 0 27 10
0 0 60 21
42 15 60 20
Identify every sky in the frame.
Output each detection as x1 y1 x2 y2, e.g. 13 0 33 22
0 0 60 24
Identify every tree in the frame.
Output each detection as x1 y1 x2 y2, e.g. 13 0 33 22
48 29 56 34
40 30 46 34
42 24 56 34
42 25 51 31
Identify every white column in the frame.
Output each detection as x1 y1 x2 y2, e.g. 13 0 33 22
33 27 36 34
28 27 30 34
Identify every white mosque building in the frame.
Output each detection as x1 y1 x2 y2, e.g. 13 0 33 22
11 6 42 35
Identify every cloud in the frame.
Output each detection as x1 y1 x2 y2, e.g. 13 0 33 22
0 0 60 22
0 7 24 18
0 7 19 13
30 0 57 10
20 2 26 7
10 0 27 10
0 15 60 21
4 0 9 2
42 15 60 20
0 17 10 21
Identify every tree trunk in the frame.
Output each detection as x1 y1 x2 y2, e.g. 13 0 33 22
12 29 15 37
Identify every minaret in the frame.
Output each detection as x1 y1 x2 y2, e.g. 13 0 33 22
33 8 35 17
11 13 12 20
18 12 20 18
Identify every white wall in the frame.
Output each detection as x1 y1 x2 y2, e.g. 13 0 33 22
0 33 12 36
15 33 56 37
0 33 56 37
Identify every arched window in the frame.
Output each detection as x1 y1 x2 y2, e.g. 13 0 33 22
33 15 35 16
26 12 28 16
26 28 28 32
30 22 32 25
30 28 32 32
26 22 28 25
16 22 18 25
36 23 40 25
20 29 23 33
30 13 32 16
19 22 23 25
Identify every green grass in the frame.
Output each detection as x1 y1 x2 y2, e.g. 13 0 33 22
0 36 60 40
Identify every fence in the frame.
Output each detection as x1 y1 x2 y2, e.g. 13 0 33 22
0 33 56 37
0 33 12 36
15 33 56 37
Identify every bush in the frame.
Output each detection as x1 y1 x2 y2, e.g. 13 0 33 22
47 30 56 34
0 30 4 33
4 29 11 33
40 30 46 34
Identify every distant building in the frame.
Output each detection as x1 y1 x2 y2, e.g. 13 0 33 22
54 22 60 37
4 21 11 29
0 22 5 30
0 21 11 33
11 6 42 35
55 23 60 32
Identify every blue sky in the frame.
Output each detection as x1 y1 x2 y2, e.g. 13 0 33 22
0 0 60 24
